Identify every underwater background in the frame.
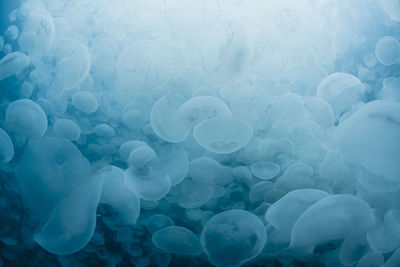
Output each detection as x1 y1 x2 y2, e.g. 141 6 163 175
1 0 400 266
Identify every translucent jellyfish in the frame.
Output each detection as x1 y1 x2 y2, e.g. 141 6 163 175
15 137 92 217
23 9 55 53
146 214 174 234
179 179 213 209
34 175 103 255
275 162 314 191
249 181 274 203
117 41 169 90
57 44 91 91
290 195 375 248
122 101 148 130
98 166 140 225
339 235 369 266
250 162 280 180
53 119 81 141
152 226 203 256
156 145 189 186
193 118 253 154
379 0 400 21
380 77 400 101
188 157 225 184
177 96 232 129
366 220 400 253
119 140 148 161
150 95 189 143
356 252 383 267
304 97 335 127
0 128 14 163
265 189 329 243
0 52 30 81
71 92 98 114
5 25 19 40
375 36 400 65
124 166 171 201
6 99 48 138
337 101 400 182
201 210 267 267
20 81 34 98
93 124 115 138
317 73 365 120
127 145 157 169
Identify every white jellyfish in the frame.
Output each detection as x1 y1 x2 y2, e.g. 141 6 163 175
177 96 232 129
337 100 400 182
6 99 47 138
201 210 267 267
250 162 280 180
0 52 30 81
0 128 14 163
375 36 400 66
317 72 365 120
34 175 103 255
290 195 375 248
53 119 81 141
193 117 253 154
152 226 203 255
71 92 98 114
150 95 189 143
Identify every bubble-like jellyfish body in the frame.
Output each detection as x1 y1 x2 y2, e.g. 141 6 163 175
152 226 203 255
53 119 81 141
0 52 30 81
375 36 400 65
193 118 253 154
250 162 280 180
201 210 267 267
337 100 400 182
290 195 375 248
0 128 14 163
177 96 232 129
6 99 48 138
34 175 103 255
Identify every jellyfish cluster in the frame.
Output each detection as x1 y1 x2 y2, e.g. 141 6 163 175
0 0 400 266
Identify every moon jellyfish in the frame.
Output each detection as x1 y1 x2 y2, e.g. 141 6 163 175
150 95 189 143
337 101 400 182
152 226 203 256
53 119 81 141
124 167 171 201
156 145 189 186
15 137 91 218
119 140 148 161
290 195 375 248
22 9 55 53
0 128 14 163
265 189 329 243
201 210 267 267
34 175 103 255
71 92 98 114
250 162 280 180
375 36 400 66
179 179 213 209
57 44 91 91
146 214 174 234
317 73 365 120
0 52 30 81
98 166 140 225
127 145 157 169
6 99 48 138
177 96 232 129
193 118 253 154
